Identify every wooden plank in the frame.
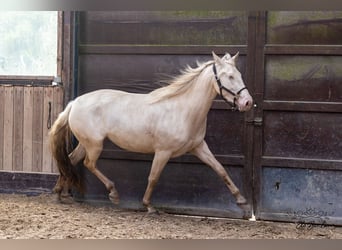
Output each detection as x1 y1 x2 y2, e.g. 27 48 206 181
100 149 244 166
261 156 342 171
61 11 74 106
265 45 342 55
0 76 54 81
79 44 247 55
3 86 14 171
52 86 64 173
12 86 24 172
0 171 58 195
42 87 54 173
32 87 44 173
23 86 34 172
57 11 63 77
263 100 342 113
0 85 4 170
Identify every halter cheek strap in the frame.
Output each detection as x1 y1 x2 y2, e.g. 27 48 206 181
212 63 247 111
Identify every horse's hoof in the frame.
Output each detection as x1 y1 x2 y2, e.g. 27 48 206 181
109 191 120 205
237 203 252 219
58 194 74 204
145 207 163 217
236 195 247 205
147 206 158 214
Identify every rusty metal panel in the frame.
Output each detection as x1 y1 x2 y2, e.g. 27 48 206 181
263 112 342 160
267 11 342 45
265 56 342 102
259 167 342 225
79 11 248 45
206 110 245 156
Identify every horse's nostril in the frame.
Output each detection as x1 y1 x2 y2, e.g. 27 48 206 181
245 101 249 107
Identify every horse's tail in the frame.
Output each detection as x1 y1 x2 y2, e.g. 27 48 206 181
49 101 84 193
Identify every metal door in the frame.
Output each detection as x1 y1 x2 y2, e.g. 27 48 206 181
252 11 342 225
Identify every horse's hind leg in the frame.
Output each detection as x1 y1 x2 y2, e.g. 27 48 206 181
191 141 247 206
53 175 73 203
53 144 86 203
143 150 171 213
82 142 120 204
69 143 86 166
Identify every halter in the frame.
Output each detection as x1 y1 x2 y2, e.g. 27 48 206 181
212 63 247 111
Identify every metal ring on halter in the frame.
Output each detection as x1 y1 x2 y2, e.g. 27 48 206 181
212 63 247 111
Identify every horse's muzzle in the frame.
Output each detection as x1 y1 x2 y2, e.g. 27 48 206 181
237 91 253 112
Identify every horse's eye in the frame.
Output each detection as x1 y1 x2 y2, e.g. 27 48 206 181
229 75 234 80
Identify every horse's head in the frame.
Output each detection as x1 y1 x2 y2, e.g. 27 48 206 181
212 51 253 112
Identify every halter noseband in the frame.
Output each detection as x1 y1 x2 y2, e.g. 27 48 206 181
212 63 247 111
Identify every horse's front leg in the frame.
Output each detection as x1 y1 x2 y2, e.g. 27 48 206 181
191 141 248 207
143 150 172 213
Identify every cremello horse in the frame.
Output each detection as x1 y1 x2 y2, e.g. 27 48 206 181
49 52 253 213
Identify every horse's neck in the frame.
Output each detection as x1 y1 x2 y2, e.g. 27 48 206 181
180 67 217 119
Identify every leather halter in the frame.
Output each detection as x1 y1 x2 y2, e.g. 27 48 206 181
212 63 247 111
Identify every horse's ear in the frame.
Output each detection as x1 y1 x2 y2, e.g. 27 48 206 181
231 52 239 63
212 51 223 65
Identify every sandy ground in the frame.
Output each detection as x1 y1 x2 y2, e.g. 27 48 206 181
0 193 341 239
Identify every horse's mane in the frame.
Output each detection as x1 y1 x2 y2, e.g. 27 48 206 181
149 60 214 103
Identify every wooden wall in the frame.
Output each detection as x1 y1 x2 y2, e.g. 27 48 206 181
0 85 63 174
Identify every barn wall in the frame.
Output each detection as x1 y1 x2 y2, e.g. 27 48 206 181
0 84 63 174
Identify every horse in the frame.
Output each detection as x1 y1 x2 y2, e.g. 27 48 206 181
49 52 253 214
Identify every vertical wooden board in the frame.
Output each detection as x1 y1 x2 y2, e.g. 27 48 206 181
42 87 54 173
32 87 44 173
51 86 64 173
23 86 34 172
3 86 14 171
12 86 24 171
0 85 5 170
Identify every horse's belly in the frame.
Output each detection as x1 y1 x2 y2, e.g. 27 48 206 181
107 131 155 154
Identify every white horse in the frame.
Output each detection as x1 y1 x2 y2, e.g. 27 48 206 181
49 52 253 213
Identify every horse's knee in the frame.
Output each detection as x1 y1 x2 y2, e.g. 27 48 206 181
147 177 158 188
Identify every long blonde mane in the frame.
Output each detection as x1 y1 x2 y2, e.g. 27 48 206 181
149 60 214 103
